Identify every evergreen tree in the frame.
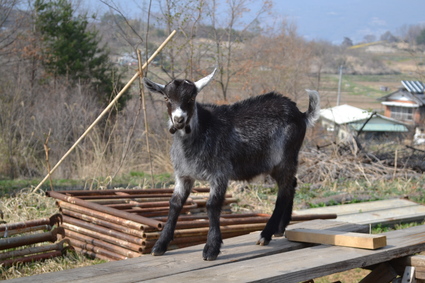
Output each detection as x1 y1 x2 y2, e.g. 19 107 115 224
34 0 129 110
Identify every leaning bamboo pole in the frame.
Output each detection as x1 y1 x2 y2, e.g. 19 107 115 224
34 30 177 191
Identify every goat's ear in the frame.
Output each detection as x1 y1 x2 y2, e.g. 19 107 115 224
143 78 165 95
194 68 216 93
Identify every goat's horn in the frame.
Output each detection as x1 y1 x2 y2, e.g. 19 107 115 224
195 68 217 92
144 78 165 94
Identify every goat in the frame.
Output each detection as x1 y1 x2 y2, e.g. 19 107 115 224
143 69 320 261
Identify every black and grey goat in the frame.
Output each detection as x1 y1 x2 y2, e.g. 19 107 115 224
144 69 320 261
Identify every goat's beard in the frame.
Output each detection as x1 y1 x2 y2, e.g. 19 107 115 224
169 125 191 134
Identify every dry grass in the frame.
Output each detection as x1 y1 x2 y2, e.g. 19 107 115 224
1 252 105 281
0 187 58 223
0 188 106 280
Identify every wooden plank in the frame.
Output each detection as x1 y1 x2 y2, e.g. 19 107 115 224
285 229 387 250
336 208 425 226
143 224 425 283
294 199 420 216
294 199 425 227
5 220 368 283
417 269 425 280
359 262 398 283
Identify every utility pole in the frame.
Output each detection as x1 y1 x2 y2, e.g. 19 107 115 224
337 65 343 106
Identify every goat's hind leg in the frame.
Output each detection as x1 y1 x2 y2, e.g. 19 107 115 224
151 177 193 256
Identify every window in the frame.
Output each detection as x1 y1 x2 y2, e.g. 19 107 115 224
390 106 415 121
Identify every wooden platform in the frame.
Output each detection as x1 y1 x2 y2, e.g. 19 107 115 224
6 219 425 283
294 198 425 227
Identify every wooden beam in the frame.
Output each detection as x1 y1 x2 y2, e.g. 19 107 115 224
392 255 425 280
285 228 387 250
359 262 398 283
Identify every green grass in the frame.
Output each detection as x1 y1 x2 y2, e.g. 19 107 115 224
0 171 175 197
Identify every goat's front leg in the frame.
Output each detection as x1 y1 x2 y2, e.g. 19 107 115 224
151 177 193 256
203 178 228 261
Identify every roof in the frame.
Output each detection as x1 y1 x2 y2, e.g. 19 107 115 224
402 80 424 94
320 104 408 132
378 81 425 106
350 123 408 132
320 104 372 125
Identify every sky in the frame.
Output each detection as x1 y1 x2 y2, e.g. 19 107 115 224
87 0 425 45
271 0 425 44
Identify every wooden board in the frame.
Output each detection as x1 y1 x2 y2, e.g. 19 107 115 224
144 225 425 283
285 228 387 249
5 220 368 283
294 199 425 227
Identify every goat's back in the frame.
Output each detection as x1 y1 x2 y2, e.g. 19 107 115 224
172 92 308 181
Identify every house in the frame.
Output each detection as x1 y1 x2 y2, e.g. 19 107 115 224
320 104 408 142
378 80 425 126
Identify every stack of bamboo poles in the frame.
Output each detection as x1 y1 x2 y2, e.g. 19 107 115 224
46 188 272 260
47 188 337 261
0 214 71 267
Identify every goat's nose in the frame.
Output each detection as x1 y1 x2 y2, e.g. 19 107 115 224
174 116 184 123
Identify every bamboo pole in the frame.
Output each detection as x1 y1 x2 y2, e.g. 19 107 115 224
0 214 62 232
61 208 145 238
137 49 155 188
48 190 164 229
73 246 112 261
64 229 140 258
62 223 141 252
0 229 61 250
67 237 128 261
0 225 51 238
34 30 177 191
57 201 153 231
61 215 144 245
0 239 70 261
0 251 64 267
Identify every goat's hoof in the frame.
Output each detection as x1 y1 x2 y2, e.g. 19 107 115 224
151 245 167 256
256 237 271 246
151 250 165 256
202 244 220 261
203 254 218 261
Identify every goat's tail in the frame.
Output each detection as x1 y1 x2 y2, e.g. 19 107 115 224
304 89 320 128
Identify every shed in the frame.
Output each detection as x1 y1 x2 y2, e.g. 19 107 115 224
320 104 408 141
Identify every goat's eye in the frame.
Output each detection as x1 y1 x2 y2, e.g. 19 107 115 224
164 97 169 102
191 98 195 102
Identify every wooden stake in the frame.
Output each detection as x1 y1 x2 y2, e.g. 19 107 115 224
285 228 387 250
34 30 177 191
43 129 53 191
137 49 155 188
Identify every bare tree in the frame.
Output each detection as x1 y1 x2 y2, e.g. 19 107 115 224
0 0 21 54
205 0 272 101
240 21 312 103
